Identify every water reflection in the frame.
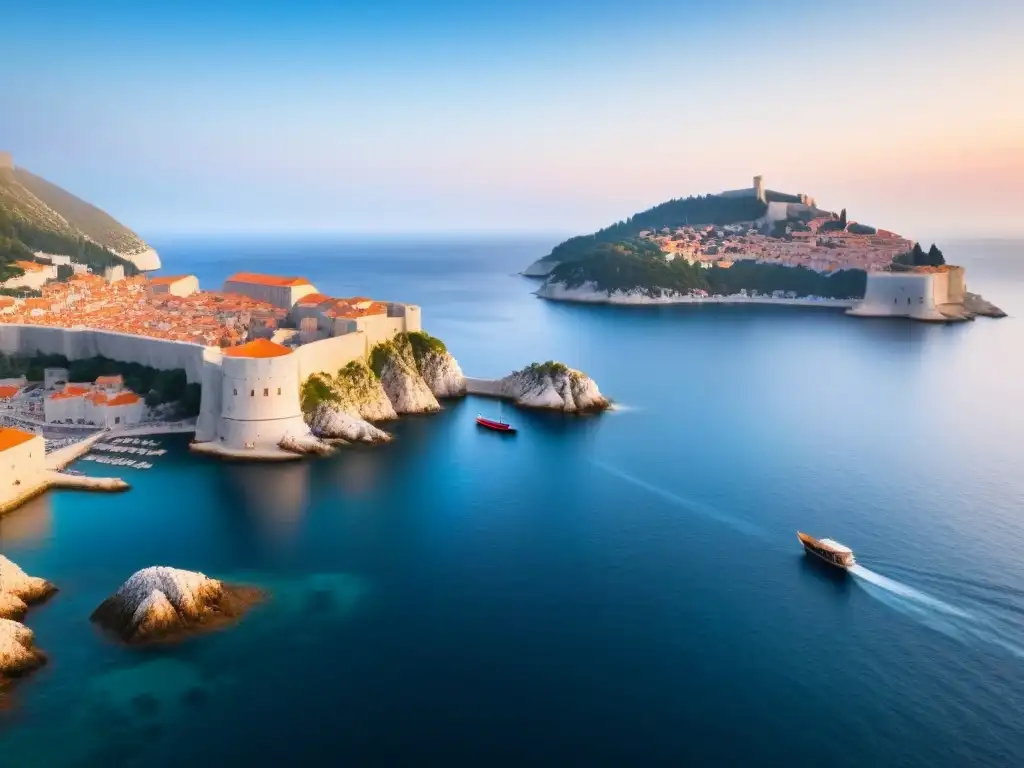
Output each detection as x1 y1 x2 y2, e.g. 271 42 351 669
0 494 52 547
217 462 310 543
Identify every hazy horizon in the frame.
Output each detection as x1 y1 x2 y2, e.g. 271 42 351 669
5 0 1023 240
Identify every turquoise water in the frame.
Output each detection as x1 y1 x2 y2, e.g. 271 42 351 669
1 237 1023 766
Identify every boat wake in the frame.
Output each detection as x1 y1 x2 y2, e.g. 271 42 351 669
607 403 640 413
591 460 764 538
850 564 1024 660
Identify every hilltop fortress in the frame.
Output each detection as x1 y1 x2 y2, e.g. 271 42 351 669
0 272 421 457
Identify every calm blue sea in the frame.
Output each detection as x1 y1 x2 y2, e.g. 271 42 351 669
1 237 1022 766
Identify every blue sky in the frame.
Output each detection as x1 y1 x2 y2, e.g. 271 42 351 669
3 0 1022 238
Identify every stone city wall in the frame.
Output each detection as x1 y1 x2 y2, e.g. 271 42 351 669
0 325 207 382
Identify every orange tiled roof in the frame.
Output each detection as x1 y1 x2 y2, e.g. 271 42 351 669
295 292 332 306
63 385 91 396
222 338 292 358
86 391 108 404
0 427 38 452
96 375 123 385
14 260 45 272
49 390 84 401
106 392 141 406
0 385 19 399
225 272 311 288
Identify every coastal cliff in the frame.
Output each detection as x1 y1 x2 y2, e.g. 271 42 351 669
369 333 442 414
90 566 265 644
406 331 467 398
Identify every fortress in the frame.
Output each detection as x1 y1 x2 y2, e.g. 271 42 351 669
1 272 421 457
847 266 968 321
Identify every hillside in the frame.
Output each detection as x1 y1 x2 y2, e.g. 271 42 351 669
526 194 770 274
0 154 160 277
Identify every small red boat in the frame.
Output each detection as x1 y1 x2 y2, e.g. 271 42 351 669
476 414 516 433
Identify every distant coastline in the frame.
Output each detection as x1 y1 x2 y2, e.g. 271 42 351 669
535 281 855 308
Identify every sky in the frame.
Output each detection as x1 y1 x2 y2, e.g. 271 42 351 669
2 0 1023 239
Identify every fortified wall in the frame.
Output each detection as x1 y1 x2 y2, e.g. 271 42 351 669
846 266 966 321
0 324 207 382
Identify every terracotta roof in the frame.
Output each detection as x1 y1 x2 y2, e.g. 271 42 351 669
0 427 39 451
14 260 45 272
96 375 124 385
0 385 19 399
295 292 332 306
225 272 311 288
222 338 293 358
86 391 108 404
150 275 193 285
49 390 84 401
106 392 141 406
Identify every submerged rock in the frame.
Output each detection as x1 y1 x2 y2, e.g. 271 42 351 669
370 334 441 414
0 618 47 679
500 362 609 412
90 567 265 644
0 556 57 620
308 403 391 444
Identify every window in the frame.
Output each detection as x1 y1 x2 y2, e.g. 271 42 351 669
277 388 281 395
263 388 269 397
233 388 238 396
250 390 255 397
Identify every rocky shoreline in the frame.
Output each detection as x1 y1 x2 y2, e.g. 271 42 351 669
535 280 855 308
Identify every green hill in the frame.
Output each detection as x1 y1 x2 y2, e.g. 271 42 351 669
0 158 154 280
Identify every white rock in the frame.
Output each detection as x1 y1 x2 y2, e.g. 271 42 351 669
374 337 440 414
500 363 609 412
90 565 265 643
118 245 161 272
308 404 391 444
417 349 467 398
279 433 335 456
0 617 46 677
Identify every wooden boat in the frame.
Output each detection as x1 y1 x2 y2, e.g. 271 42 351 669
476 414 516 433
797 531 855 570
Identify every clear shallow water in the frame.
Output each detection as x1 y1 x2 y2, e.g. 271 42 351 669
1 237 1023 766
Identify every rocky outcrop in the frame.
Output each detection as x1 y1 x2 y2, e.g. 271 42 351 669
308 403 391 444
279 433 335 456
0 618 47 679
961 292 1007 319
0 556 57 620
409 334 466 398
499 362 609 412
90 566 265 644
370 334 441 414
304 361 397 422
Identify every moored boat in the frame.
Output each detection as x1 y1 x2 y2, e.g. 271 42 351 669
797 531 855 570
476 415 516 433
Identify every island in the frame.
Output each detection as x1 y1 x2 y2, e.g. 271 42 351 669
525 175 1004 322
90 566 265 644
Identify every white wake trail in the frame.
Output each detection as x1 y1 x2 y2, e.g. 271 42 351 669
850 564 1024 660
591 460 764 538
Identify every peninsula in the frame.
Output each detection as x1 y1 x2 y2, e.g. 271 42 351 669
526 175 1004 322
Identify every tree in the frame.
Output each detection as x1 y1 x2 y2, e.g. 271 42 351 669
839 208 847 228
927 244 946 267
911 242 926 266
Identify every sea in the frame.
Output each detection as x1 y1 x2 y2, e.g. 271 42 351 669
1 236 1022 766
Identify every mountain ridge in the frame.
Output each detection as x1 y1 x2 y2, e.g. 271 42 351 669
0 153 160 277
